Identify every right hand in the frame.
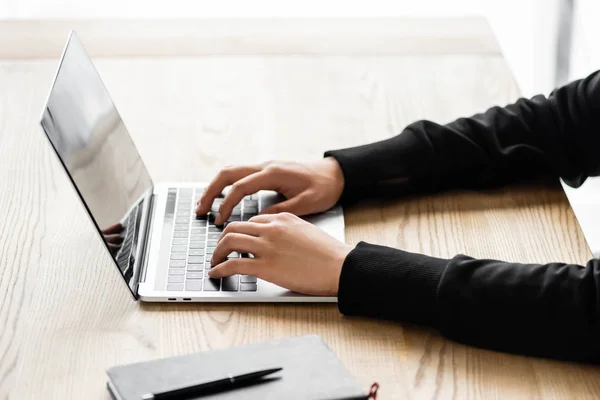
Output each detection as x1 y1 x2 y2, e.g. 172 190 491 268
196 158 345 225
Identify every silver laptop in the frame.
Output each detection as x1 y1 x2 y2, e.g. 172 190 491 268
40 31 344 303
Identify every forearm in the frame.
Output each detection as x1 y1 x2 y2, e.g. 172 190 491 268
338 243 600 363
326 70 600 204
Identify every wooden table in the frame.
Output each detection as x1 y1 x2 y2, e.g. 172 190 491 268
1 18 599 399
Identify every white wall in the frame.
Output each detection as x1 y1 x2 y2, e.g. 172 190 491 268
570 0 600 81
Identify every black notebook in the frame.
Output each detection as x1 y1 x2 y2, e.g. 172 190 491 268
106 334 369 400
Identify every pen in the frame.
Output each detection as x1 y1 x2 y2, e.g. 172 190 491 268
141 367 283 400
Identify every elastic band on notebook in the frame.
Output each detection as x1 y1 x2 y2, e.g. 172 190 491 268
368 382 380 399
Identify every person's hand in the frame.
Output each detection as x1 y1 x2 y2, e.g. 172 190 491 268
101 223 124 255
208 213 353 296
196 158 345 225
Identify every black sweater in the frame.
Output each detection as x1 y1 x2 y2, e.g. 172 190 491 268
325 70 600 363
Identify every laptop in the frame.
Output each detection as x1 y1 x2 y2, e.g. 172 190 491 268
40 31 345 303
561 177 600 259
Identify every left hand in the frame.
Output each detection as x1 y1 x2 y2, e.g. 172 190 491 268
208 213 353 296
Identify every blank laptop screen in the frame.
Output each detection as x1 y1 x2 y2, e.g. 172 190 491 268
40 32 153 296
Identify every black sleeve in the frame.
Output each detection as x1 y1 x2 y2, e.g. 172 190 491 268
325 70 600 204
338 243 600 363
327 70 600 362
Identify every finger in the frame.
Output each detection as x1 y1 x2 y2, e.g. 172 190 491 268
219 222 265 242
247 214 278 224
215 170 279 225
259 193 312 216
103 234 123 244
196 166 261 215
106 242 121 251
208 258 259 279
212 233 263 265
102 223 123 235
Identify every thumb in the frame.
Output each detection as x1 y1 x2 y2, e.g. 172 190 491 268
260 193 312 216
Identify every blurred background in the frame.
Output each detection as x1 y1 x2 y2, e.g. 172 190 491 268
0 0 597 98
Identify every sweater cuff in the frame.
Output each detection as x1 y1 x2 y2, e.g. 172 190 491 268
324 129 423 204
337 242 448 327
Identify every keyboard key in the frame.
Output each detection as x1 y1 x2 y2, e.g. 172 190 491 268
169 269 185 275
208 226 223 233
242 215 254 221
222 276 239 291
208 233 221 240
206 247 215 255
179 188 193 195
250 194 259 200
188 256 204 264
207 240 218 247
240 275 257 283
168 276 185 283
189 242 205 249
244 207 258 214
194 214 208 221
190 234 205 242
187 264 203 271
172 238 188 245
227 215 241 222
188 249 205 256
174 224 189 231
186 272 203 279
171 246 187 253
170 254 186 260
190 228 206 234
228 252 240 258
203 278 220 291
240 283 257 291
175 218 189 224
243 200 258 208
230 208 242 216
173 231 188 238
167 283 184 291
170 259 187 266
192 220 205 227
169 261 186 268
185 280 203 291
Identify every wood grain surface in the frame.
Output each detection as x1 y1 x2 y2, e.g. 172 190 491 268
1 18 599 400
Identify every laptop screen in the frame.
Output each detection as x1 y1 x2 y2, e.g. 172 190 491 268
40 32 154 296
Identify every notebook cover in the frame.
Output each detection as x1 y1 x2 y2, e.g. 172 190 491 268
106 334 367 400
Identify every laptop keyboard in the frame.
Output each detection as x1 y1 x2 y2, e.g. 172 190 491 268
165 188 259 292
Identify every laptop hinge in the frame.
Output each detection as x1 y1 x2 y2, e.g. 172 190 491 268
134 192 155 298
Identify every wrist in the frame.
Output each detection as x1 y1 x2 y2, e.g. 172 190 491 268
330 243 353 295
322 156 345 202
